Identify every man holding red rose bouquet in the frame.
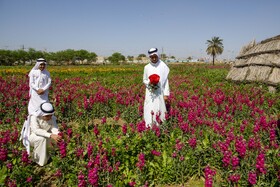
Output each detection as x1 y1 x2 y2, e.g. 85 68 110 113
143 48 170 127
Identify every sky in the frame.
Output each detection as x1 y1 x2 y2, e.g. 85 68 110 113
0 0 279 60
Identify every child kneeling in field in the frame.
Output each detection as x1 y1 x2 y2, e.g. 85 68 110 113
20 102 62 166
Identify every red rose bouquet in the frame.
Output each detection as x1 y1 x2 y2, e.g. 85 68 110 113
149 74 160 85
148 74 160 92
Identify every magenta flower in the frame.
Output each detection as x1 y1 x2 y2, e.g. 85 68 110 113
101 117 106 124
151 150 161 156
235 136 246 158
26 176 32 183
248 171 257 185
57 140 67 158
88 167 98 186
87 143 93 158
256 153 266 174
21 150 31 165
93 125 99 136
228 174 240 183
222 151 232 167
137 121 146 133
231 156 240 168
0 147 8 161
204 166 216 187
78 171 87 187
53 169 62 178
136 153 145 171
188 137 197 149
128 181 136 187
122 124 127 135
175 139 184 152
6 162 12 170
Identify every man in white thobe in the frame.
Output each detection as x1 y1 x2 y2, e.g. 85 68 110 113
28 58 51 114
143 48 170 127
27 102 61 166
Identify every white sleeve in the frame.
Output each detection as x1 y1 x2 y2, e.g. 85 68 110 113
50 116 59 135
42 76 51 91
143 66 150 87
29 72 39 91
163 79 170 96
30 116 51 138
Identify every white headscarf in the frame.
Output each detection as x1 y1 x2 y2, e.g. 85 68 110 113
148 48 170 87
33 102 55 117
148 47 160 58
28 58 47 76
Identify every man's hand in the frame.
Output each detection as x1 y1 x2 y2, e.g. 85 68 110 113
50 134 62 143
37 89 45 95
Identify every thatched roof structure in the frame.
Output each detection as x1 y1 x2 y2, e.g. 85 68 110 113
226 35 280 87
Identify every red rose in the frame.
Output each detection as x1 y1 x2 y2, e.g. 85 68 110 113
149 74 160 85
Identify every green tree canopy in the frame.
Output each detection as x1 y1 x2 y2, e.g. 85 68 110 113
138 54 146 58
206 36 224 65
108 52 125 65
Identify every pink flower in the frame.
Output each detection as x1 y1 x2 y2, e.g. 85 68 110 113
0 147 8 161
128 181 136 187
204 166 216 187
188 137 197 149
248 171 257 185
122 124 127 135
78 171 87 187
256 153 266 174
53 169 62 177
151 150 161 156
228 174 240 183
26 176 32 183
88 167 98 186
57 140 67 158
21 150 31 165
136 153 145 171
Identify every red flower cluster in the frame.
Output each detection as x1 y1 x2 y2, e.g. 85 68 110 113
149 74 160 85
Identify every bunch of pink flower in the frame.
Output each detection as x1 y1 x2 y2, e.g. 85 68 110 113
228 173 240 183
88 167 98 186
188 137 197 149
151 150 161 156
204 166 216 187
122 124 127 135
57 140 67 158
256 153 266 174
248 171 257 185
21 150 31 165
235 136 247 158
78 171 87 187
136 153 145 171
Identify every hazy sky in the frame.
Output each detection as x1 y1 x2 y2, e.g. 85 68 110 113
0 0 279 60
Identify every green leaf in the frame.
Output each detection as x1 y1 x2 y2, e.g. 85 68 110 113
0 166 7 185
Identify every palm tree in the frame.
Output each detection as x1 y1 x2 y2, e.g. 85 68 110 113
206 36 224 65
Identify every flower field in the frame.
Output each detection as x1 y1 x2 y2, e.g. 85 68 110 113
0 64 280 187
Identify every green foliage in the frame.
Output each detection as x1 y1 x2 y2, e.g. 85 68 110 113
0 48 97 66
108 52 125 65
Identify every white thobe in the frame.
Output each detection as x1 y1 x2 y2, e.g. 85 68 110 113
29 115 59 166
28 69 51 114
143 60 170 127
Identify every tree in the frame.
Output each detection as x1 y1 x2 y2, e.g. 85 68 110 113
138 54 146 58
206 36 224 65
127 56 134 62
108 52 125 65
